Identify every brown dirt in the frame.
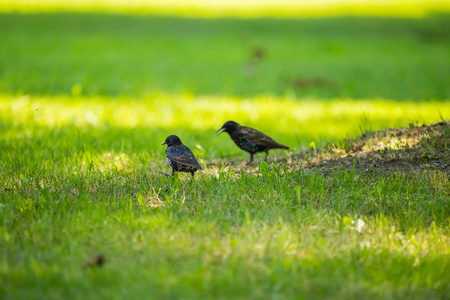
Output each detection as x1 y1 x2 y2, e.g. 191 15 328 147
297 120 450 175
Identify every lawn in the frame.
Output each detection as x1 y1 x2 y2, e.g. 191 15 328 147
1 13 449 99
0 6 449 300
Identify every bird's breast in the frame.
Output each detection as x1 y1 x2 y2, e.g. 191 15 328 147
233 135 259 152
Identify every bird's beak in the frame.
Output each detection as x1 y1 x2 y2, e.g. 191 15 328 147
216 127 225 135
161 141 166 146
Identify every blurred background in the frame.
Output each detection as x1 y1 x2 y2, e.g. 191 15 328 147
1 0 449 164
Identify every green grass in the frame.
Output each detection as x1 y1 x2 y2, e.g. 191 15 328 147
1 156 449 299
0 13 449 99
1 11 450 300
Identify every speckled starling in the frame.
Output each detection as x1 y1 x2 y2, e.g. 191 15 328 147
162 135 204 177
217 121 289 165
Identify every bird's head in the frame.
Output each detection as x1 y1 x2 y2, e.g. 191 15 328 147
216 121 239 135
162 135 182 147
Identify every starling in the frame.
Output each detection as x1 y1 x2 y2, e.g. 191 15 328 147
217 121 289 165
162 135 204 177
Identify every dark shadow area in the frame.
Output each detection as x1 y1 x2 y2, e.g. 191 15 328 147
0 13 449 100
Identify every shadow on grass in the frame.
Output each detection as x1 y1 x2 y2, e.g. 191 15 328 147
0 13 449 100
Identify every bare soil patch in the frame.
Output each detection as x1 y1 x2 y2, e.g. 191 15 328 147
299 120 449 175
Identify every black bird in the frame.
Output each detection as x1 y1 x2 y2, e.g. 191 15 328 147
217 121 289 165
162 135 204 177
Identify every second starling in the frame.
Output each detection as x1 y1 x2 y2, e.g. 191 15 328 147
162 135 204 177
217 121 289 165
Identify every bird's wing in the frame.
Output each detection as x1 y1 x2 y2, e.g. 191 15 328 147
166 145 204 169
240 126 289 149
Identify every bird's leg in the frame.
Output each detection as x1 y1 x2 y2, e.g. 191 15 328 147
191 171 195 177
264 150 269 162
246 153 254 166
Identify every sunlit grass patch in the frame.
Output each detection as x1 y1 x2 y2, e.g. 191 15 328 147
1 0 450 18
1 93 448 178
2 93 448 143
